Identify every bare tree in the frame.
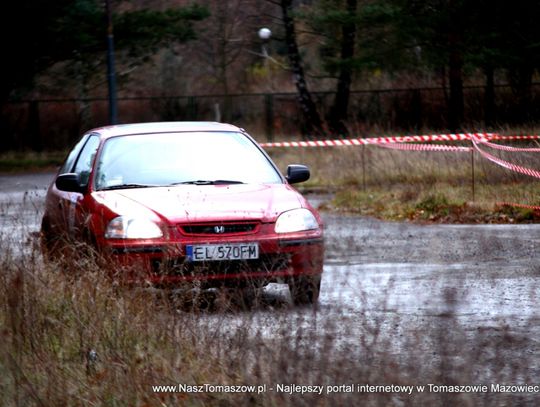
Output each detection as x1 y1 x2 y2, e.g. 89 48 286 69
278 0 324 137
328 0 357 136
194 0 255 120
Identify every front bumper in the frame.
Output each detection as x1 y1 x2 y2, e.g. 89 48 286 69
101 234 324 287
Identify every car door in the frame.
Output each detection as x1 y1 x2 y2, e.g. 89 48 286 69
56 134 100 239
45 134 88 237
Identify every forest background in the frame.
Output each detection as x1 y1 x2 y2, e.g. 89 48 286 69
2 0 540 150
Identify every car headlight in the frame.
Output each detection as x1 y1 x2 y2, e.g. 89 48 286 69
105 216 163 239
275 208 319 234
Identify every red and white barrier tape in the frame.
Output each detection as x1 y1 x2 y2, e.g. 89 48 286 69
375 142 472 152
259 132 540 148
259 133 484 148
489 134 540 141
470 135 540 179
473 138 540 152
363 133 481 144
260 132 540 215
260 131 540 212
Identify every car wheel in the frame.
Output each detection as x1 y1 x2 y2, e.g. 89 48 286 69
288 275 321 305
40 219 63 262
233 285 265 309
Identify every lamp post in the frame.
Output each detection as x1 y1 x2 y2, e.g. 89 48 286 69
258 28 273 142
105 0 118 124
258 27 272 59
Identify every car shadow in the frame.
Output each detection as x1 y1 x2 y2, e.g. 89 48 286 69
163 286 292 313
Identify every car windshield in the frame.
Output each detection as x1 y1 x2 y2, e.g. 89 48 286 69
94 131 282 190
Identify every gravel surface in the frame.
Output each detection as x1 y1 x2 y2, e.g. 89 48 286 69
2 172 540 405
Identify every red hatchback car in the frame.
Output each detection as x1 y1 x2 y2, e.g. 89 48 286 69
41 122 324 304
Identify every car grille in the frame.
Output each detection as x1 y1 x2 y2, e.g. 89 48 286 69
151 254 291 278
179 222 259 236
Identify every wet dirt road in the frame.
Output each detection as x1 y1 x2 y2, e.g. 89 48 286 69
0 172 54 252
2 172 540 404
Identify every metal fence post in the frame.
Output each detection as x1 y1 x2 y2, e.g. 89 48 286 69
362 143 367 191
471 148 475 202
187 96 197 120
29 101 42 151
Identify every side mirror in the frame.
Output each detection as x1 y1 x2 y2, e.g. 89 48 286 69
55 173 85 193
286 164 310 184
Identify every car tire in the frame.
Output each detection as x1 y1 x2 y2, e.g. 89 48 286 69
40 218 63 262
234 285 265 309
288 275 321 305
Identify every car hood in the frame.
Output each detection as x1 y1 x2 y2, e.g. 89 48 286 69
92 184 306 223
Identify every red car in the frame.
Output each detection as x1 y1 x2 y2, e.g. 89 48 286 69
41 122 324 304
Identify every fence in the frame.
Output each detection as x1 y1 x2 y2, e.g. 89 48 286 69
2 84 540 151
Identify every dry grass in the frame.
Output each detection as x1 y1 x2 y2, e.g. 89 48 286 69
268 139 540 223
0 151 65 173
1 236 538 406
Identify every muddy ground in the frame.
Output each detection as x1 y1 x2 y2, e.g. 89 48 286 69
1 171 540 405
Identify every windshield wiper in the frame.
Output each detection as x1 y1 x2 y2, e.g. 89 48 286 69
99 183 159 191
171 180 245 186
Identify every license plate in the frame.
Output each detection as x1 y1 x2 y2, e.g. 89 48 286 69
186 243 259 262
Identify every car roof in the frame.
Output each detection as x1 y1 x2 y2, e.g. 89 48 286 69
86 121 244 140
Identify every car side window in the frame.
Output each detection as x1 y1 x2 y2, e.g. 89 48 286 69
59 134 90 173
72 135 100 188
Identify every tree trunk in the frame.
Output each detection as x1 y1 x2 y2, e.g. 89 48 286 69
508 65 534 124
280 0 323 138
216 1 231 122
447 0 464 132
447 34 464 132
328 0 357 137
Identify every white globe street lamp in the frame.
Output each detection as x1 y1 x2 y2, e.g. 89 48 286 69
258 28 272 59
258 27 272 41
